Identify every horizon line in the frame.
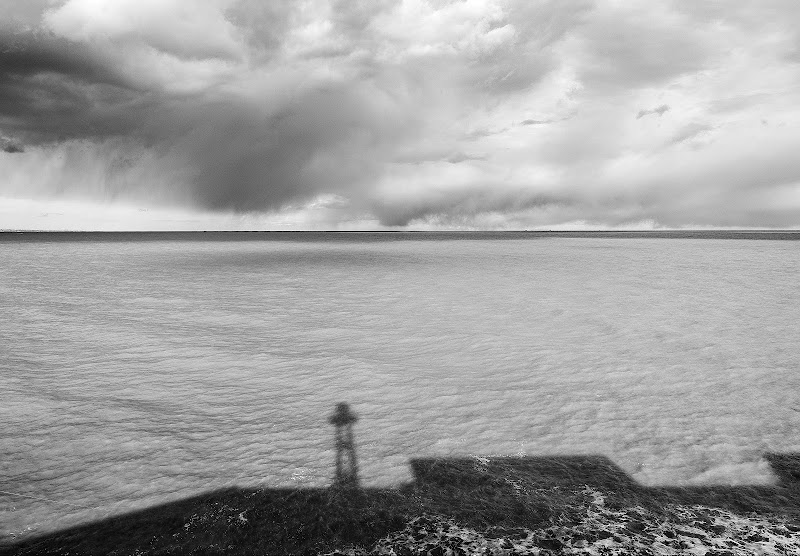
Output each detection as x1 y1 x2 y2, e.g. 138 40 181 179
3 229 800 234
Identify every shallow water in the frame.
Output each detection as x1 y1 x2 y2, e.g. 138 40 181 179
2 232 799 540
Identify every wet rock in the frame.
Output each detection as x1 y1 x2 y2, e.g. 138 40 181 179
534 537 562 550
708 524 727 535
625 520 646 533
596 529 613 540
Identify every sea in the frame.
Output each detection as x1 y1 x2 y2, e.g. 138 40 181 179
1 231 799 542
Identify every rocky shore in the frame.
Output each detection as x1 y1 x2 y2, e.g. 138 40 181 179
327 487 800 556
10 455 800 555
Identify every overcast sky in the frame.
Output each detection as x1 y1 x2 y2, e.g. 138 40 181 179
1 0 800 230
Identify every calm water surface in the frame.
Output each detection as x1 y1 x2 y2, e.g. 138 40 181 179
2 232 799 540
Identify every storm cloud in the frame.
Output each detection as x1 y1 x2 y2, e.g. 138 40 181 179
2 142 23 153
2 0 800 229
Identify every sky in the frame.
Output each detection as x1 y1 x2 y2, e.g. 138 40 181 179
1 0 800 230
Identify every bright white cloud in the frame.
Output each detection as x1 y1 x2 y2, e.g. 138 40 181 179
45 0 243 60
42 0 245 92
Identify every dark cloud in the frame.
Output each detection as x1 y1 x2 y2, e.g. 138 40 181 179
180 84 405 211
0 30 124 85
0 22 408 212
520 119 553 126
636 104 670 119
668 122 713 145
0 30 141 144
1 137 24 152
445 152 487 164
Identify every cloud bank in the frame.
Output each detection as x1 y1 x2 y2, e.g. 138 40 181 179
2 0 800 229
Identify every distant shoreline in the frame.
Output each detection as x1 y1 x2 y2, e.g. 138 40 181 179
2 230 800 242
